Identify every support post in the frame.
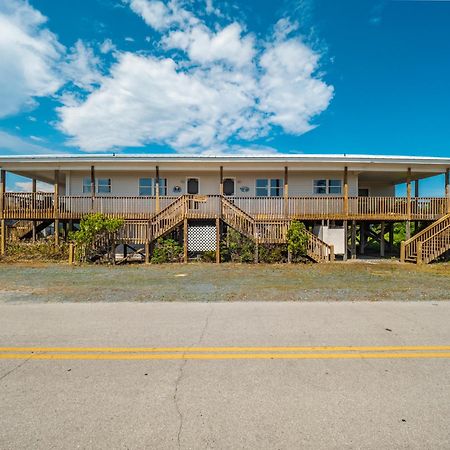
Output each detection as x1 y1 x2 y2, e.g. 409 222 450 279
0 219 5 256
351 220 356 259
183 217 188 263
446 168 450 214
0 169 5 219
215 218 220 263
284 166 289 218
416 241 423 265
414 180 419 234
389 223 394 252
329 245 335 262
360 222 365 255
68 243 74 265
400 241 405 262
155 166 160 213
32 178 37 241
344 166 349 216
145 240 150 264
380 221 385 257
406 168 411 240
219 166 223 195
343 220 348 261
90 165 95 198
54 170 60 246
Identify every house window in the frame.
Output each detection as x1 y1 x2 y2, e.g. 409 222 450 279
328 180 342 194
313 179 342 195
82 177 92 194
256 179 283 197
97 178 111 194
313 179 327 194
156 178 167 196
139 178 153 196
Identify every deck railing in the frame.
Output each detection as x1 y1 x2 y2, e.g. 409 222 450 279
0 193 447 221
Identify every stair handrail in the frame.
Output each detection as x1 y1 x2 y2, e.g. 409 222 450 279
403 213 450 246
303 228 334 262
221 196 256 223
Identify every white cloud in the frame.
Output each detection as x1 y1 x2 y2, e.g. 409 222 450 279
100 38 116 54
163 22 255 67
62 40 103 91
0 130 54 155
0 0 64 118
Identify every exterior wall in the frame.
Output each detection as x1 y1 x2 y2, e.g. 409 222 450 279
68 170 359 197
358 182 395 196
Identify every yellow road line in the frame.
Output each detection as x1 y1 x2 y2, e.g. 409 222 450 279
1 345 450 353
1 352 450 360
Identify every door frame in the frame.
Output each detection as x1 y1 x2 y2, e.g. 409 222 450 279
222 177 236 196
186 177 200 195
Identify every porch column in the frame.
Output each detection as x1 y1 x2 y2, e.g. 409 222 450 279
54 170 60 246
32 178 37 242
380 221 385 257
0 169 5 218
90 165 95 198
1 170 5 256
284 166 289 218
360 222 365 255
344 166 349 216
216 217 221 263
414 179 419 234
183 217 188 263
343 220 348 261
406 168 411 240
219 166 223 195
446 168 450 214
351 220 356 259
155 166 160 213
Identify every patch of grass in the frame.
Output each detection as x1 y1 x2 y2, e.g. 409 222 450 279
0 261 448 303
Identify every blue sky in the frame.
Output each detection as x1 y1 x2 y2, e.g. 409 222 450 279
0 0 449 194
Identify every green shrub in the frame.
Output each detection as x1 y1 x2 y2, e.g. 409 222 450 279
2 238 69 262
151 238 183 263
222 228 255 263
259 244 288 263
201 250 217 262
69 213 124 262
287 221 308 261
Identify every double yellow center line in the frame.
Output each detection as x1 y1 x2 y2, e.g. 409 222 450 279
0 346 450 360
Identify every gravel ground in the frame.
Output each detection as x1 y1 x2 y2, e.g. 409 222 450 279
0 261 448 302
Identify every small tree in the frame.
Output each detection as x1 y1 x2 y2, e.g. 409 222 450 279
287 221 308 261
69 213 124 262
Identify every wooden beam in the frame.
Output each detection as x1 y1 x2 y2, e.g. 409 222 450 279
406 168 411 240
343 167 349 216
216 218 220 263
32 178 37 241
155 166 160 213
54 170 60 246
0 219 5 256
219 166 224 195
183 217 188 263
145 241 150 264
284 166 289 218
446 168 450 214
351 220 356 259
360 222 365 255
343 220 348 261
380 221 385 257
90 165 95 198
0 169 5 218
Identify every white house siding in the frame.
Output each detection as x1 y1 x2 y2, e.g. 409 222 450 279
68 170 360 197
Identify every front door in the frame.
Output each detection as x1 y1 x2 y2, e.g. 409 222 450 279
223 178 235 196
187 178 199 195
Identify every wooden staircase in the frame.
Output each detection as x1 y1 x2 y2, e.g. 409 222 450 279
401 214 450 264
93 195 334 263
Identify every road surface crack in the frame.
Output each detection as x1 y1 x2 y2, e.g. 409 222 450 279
173 303 213 449
0 354 34 383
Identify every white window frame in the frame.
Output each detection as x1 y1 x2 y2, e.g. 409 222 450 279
313 179 343 195
82 176 92 194
256 178 284 197
139 177 153 196
97 178 112 194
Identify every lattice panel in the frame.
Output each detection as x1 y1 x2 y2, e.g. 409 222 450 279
188 225 216 251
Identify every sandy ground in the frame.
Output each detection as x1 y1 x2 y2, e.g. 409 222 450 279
0 261 449 302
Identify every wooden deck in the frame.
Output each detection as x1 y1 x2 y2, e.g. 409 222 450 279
1 193 447 221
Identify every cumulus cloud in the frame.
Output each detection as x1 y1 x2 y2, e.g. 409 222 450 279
0 130 54 155
57 2 333 153
12 180 53 192
0 0 64 117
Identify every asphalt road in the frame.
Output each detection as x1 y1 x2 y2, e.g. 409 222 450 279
1 301 450 449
